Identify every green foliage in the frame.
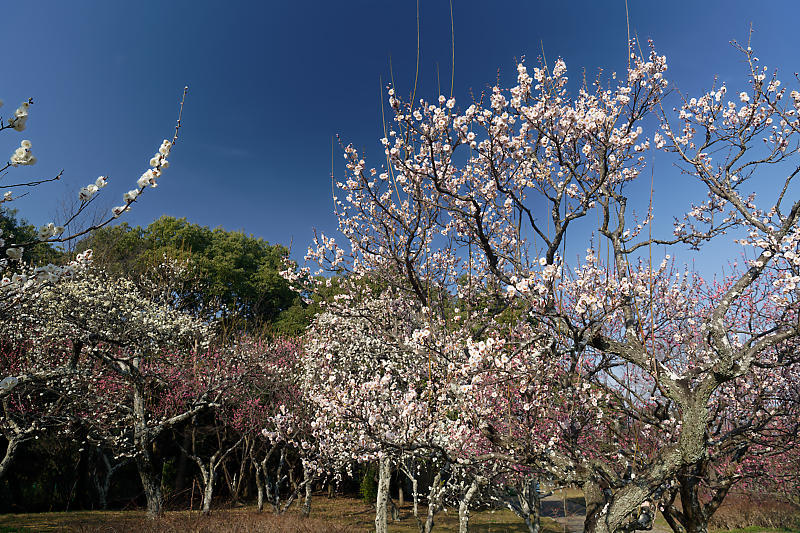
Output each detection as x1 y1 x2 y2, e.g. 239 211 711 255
77 216 309 332
160 458 176 498
0 208 64 266
359 464 378 505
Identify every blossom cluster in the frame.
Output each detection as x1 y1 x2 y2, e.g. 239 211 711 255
112 139 172 217
6 99 30 132
9 139 35 166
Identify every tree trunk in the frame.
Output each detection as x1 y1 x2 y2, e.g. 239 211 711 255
135 446 163 518
375 457 392 533
231 439 250 504
587 402 710 533
390 496 401 521
201 472 215 515
269 448 286 513
133 382 162 518
663 460 732 533
583 479 609 533
422 464 450 533
504 477 541 533
458 476 483 533
0 434 21 480
678 464 708 533
254 460 266 512
412 474 419 519
301 461 313 517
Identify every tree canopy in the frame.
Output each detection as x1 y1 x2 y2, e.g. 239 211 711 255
77 216 308 333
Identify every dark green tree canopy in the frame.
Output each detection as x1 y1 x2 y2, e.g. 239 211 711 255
77 216 306 333
0 208 64 266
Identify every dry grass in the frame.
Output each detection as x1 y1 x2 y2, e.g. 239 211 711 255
708 492 800 532
2 492 798 532
0 498 562 533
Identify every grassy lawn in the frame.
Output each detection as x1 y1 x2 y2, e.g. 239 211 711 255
0 498 563 532
1 494 795 532
711 529 797 533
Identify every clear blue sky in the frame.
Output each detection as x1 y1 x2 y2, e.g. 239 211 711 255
3 1 798 264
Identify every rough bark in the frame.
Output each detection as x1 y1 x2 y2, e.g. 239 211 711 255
375 457 392 533
400 460 421 520
504 477 543 533
584 399 711 533
135 444 163 518
422 468 447 533
201 481 214 514
133 384 162 518
458 476 484 533
661 460 733 533
254 459 266 512
583 479 609 533
0 434 21 480
300 461 314 518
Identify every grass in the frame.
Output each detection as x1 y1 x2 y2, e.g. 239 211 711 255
711 526 797 533
0 498 563 533
2 491 796 532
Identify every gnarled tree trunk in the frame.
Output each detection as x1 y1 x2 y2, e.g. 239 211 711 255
133 384 162 518
458 475 484 533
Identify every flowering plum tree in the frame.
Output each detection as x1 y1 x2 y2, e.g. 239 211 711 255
0 88 188 492
4 270 237 517
303 291 487 533
0 341 79 480
303 37 800 533
660 361 800 533
0 88 186 315
221 336 320 515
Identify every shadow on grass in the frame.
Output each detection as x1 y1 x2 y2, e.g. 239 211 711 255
0 500 566 533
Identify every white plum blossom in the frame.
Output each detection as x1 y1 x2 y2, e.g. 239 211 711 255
9 139 35 166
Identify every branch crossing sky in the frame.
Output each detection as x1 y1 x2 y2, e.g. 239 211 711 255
5 1 799 265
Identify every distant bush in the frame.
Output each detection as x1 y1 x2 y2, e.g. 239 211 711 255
359 464 378 505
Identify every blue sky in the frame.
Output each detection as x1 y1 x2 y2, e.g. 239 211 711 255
3 1 799 265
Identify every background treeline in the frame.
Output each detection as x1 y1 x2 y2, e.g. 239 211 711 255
0 209 332 513
75 215 311 334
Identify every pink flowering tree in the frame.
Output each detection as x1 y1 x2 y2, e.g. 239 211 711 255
299 36 800 533
0 340 82 480
655 291 800 533
222 336 322 516
5 269 245 517
303 291 488 533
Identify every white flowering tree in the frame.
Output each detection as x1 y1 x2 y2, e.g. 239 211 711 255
303 290 485 533
0 86 190 512
0 88 186 315
302 36 800 533
5 270 231 517
0 339 82 480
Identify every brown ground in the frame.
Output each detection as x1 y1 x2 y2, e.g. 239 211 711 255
0 497 562 533
0 492 796 532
